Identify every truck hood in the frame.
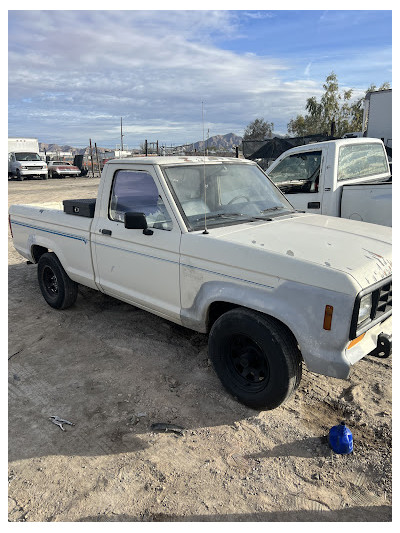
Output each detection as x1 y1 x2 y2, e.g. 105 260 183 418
211 213 392 290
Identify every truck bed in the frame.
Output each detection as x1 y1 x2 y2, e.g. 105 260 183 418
341 182 392 227
9 202 97 288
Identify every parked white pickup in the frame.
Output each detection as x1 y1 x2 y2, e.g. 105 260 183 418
266 138 391 227
9 156 392 409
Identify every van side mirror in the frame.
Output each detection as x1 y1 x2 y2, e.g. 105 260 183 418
124 212 154 235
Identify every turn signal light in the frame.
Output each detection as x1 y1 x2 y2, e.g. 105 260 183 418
348 333 366 349
323 305 334 330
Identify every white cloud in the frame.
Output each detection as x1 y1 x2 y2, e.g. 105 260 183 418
8 10 390 146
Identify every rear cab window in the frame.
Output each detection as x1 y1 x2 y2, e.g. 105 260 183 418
337 143 389 181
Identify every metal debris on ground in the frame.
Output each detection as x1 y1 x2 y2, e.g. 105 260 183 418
49 416 75 431
150 423 185 436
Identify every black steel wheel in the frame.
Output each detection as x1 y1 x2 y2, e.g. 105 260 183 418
37 252 78 309
209 308 302 410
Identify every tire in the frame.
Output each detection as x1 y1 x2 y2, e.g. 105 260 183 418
37 252 78 309
42 173 48 180
208 308 302 410
16 169 24 181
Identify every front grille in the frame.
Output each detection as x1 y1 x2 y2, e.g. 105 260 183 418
350 276 392 339
373 281 392 320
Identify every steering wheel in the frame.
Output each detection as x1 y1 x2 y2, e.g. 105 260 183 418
227 195 250 205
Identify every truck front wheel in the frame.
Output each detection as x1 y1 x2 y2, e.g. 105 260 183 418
37 252 78 309
209 308 302 410
16 169 24 181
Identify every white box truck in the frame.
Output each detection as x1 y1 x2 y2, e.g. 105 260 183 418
363 89 392 151
8 137 48 181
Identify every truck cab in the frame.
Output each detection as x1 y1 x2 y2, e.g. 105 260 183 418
266 138 391 226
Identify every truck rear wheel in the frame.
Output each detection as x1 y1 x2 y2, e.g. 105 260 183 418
208 308 302 410
37 252 78 309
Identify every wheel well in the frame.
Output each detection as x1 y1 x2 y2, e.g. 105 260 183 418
207 301 301 356
31 245 49 263
207 301 238 331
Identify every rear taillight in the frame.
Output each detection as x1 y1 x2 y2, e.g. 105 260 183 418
9 214 13 237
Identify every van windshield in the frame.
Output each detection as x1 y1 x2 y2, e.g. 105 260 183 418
15 152 42 161
163 162 294 230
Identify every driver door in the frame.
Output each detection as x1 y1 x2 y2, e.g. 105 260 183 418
91 166 182 322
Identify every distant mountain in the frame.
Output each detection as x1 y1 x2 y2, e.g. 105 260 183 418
181 132 286 152
178 133 243 152
39 143 112 155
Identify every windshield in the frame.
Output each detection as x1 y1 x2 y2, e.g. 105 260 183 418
51 162 70 165
15 152 42 161
162 162 294 230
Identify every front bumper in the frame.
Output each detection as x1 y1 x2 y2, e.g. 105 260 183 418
20 168 48 176
55 170 81 176
346 315 392 366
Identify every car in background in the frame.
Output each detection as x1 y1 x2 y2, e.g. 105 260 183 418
48 161 81 179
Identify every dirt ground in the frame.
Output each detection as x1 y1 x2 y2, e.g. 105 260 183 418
8 176 392 522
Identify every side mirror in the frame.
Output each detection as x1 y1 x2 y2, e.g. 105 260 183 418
124 212 153 235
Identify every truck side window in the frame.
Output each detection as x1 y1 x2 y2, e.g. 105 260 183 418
109 170 173 231
268 151 322 194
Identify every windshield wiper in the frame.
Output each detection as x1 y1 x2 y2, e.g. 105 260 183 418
191 212 248 223
261 206 286 213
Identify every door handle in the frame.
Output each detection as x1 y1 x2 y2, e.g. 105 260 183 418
100 229 112 236
307 202 320 209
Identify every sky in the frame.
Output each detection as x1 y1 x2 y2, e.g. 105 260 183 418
8 6 392 149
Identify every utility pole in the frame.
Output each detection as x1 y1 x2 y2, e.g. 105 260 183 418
94 142 101 177
120 117 124 151
89 139 94 178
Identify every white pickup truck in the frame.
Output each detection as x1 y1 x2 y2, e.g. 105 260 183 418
266 138 392 227
9 156 392 410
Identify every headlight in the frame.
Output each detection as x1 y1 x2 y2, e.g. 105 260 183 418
357 293 372 326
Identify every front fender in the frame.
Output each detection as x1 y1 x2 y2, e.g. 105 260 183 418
180 279 355 378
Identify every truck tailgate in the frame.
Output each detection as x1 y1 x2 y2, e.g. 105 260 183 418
341 183 392 227
9 203 97 288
